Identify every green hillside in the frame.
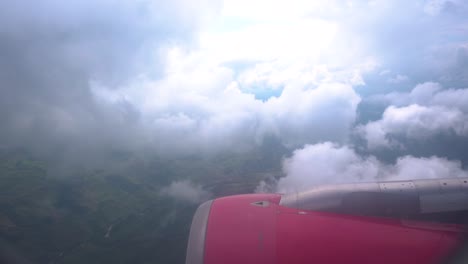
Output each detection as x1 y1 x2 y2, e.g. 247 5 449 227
0 147 284 264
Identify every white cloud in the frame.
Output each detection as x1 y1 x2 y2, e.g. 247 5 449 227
87 0 467 156
361 82 468 149
278 142 381 192
431 87 468 112
221 0 341 22
199 19 339 63
263 83 360 146
33 0 467 158
371 82 443 106
276 142 468 192
386 81 468 113
92 45 361 153
160 180 211 203
389 155 468 180
359 104 468 149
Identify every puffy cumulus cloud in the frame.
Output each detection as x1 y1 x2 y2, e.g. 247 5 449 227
360 82 468 149
160 180 211 204
389 155 468 180
110 0 466 156
2 0 468 162
2 0 367 158
276 142 468 192
374 82 468 111
262 83 361 146
93 50 361 153
278 142 382 191
359 105 468 149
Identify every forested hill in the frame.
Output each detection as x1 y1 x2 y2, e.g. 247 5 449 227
0 146 284 264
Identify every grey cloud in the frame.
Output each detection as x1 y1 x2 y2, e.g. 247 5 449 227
387 74 409 84
344 0 468 95
423 0 466 16
0 0 218 160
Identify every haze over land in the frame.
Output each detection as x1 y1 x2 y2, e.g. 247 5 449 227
1 0 468 263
